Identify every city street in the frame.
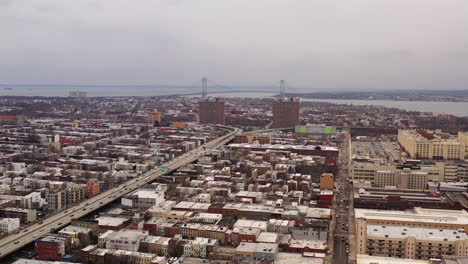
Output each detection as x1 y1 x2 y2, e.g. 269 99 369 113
332 131 351 264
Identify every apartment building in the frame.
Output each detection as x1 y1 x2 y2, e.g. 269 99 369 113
375 169 428 190
147 110 162 125
234 133 272 144
271 98 300 128
198 98 225 125
183 237 218 258
66 185 86 205
460 132 468 158
0 208 37 223
355 207 468 260
352 163 397 184
352 161 468 186
105 229 149 252
0 218 20 234
398 130 466 160
46 191 65 211
365 225 468 260
121 189 165 210
85 182 100 198
35 234 71 261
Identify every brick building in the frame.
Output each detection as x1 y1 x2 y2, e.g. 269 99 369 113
271 98 300 128
198 99 225 125
35 234 71 261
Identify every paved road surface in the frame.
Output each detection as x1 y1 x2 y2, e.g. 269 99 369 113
332 132 351 264
0 126 241 259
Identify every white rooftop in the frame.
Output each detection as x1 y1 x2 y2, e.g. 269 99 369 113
356 254 429 264
257 232 278 243
355 207 468 226
367 224 468 241
275 253 324 264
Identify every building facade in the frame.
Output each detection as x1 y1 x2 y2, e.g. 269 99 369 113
271 98 300 128
198 99 225 125
398 130 466 160
0 218 20 234
355 208 468 260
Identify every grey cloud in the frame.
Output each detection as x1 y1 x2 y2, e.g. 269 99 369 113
0 0 467 90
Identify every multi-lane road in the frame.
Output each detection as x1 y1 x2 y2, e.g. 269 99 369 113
0 126 241 259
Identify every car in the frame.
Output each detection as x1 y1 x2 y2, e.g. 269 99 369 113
14 241 19 244
58 222 62 225
100 202 103 204
38 221 43 224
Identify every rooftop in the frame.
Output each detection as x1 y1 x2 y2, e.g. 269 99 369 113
367 224 468 241
96 216 130 227
356 254 429 264
108 229 148 241
355 207 468 226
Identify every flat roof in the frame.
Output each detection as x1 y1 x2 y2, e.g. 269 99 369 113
306 208 331 219
96 216 130 227
58 225 92 235
275 253 324 264
257 232 278 243
367 224 468 241
234 219 268 230
108 229 148 241
355 207 468 226
236 242 278 253
356 254 429 264
11 259 82 264
229 143 338 151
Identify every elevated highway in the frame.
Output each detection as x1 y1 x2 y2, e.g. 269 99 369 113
0 126 241 258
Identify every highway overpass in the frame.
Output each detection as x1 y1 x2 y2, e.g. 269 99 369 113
0 125 241 259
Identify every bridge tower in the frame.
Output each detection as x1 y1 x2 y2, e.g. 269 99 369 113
280 79 285 98
201 77 208 99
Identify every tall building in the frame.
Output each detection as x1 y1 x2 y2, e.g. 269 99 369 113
46 191 65 211
459 131 468 158
398 130 467 160
85 182 100 198
374 169 428 190
198 98 225 125
148 110 162 126
271 98 300 128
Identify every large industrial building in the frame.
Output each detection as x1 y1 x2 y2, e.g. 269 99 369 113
352 161 468 184
198 98 225 125
355 208 468 260
398 130 468 160
271 98 300 128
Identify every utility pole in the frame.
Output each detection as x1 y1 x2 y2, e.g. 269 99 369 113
201 77 208 99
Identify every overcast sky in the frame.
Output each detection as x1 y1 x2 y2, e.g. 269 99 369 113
1 0 467 90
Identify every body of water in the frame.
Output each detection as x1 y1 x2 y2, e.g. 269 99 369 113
1 85 467 117
301 98 468 117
